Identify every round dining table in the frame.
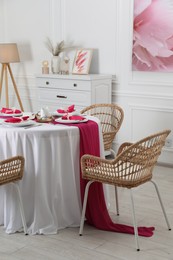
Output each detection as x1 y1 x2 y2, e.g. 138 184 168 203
0 116 104 234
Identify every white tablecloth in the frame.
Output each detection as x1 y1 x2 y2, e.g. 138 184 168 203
0 116 104 234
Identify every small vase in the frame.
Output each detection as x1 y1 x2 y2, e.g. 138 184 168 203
51 56 61 74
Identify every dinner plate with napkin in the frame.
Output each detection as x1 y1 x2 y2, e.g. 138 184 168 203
55 114 88 124
0 107 22 116
3 115 35 127
52 104 76 116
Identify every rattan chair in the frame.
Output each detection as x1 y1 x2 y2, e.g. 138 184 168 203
81 103 124 157
81 103 124 215
0 156 27 234
79 130 171 251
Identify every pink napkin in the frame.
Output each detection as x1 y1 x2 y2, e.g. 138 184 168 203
57 104 75 113
67 105 75 113
22 116 29 121
61 115 85 121
69 115 85 120
0 107 22 114
5 118 22 123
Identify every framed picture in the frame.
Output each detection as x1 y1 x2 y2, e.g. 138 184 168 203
132 0 173 72
72 49 93 75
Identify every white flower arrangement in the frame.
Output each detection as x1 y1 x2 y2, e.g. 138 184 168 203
45 37 77 56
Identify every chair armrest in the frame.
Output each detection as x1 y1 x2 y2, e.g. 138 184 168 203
81 154 115 183
81 154 109 168
0 156 24 185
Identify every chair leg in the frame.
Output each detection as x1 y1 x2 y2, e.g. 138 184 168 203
115 186 119 215
79 180 94 236
129 189 140 251
150 180 171 230
12 183 28 235
109 150 119 216
110 149 116 158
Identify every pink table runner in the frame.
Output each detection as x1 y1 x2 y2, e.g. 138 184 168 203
54 119 154 237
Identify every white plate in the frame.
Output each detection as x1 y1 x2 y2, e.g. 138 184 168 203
2 120 36 127
52 110 77 117
0 112 23 117
52 111 66 116
55 118 88 124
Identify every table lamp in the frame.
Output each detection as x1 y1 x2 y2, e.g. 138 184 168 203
0 43 24 111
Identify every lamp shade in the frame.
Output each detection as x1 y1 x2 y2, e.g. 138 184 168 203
0 43 20 63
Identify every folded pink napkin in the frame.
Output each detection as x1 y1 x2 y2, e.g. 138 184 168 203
5 118 22 123
62 115 85 121
22 116 29 121
69 115 85 121
67 105 75 113
0 107 22 114
57 104 75 113
61 114 68 120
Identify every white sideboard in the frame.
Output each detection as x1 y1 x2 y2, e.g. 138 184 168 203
36 74 112 111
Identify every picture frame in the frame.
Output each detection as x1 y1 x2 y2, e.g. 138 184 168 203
72 49 93 75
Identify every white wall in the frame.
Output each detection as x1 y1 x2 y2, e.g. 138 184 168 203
1 0 173 164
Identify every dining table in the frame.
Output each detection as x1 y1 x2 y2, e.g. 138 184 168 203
0 114 104 235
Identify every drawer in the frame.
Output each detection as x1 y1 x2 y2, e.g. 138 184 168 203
36 78 91 91
38 87 91 107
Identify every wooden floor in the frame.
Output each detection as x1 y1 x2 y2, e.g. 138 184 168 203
0 165 172 260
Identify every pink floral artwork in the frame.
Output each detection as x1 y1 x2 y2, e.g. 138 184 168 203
132 0 173 72
72 49 93 74
75 50 87 73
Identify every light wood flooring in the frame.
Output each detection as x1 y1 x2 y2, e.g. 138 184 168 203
0 165 172 260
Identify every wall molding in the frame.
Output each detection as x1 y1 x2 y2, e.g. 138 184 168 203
0 1 5 39
129 103 173 139
129 79 173 87
129 103 173 114
113 76 173 87
61 0 66 40
112 90 173 101
50 0 64 41
114 0 121 75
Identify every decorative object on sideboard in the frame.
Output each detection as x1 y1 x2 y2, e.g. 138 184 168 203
59 57 70 75
72 49 93 75
0 43 24 111
45 37 77 74
51 55 61 74
42 60 49 74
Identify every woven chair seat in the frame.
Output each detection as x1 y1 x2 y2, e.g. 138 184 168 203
81 155 153 188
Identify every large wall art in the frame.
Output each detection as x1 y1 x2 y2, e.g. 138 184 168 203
132 0 173 72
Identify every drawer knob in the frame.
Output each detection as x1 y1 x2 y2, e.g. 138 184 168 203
57 95 67 99
46 81 49 85
73 83 77 87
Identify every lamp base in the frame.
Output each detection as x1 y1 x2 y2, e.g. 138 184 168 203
0 63 24 111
